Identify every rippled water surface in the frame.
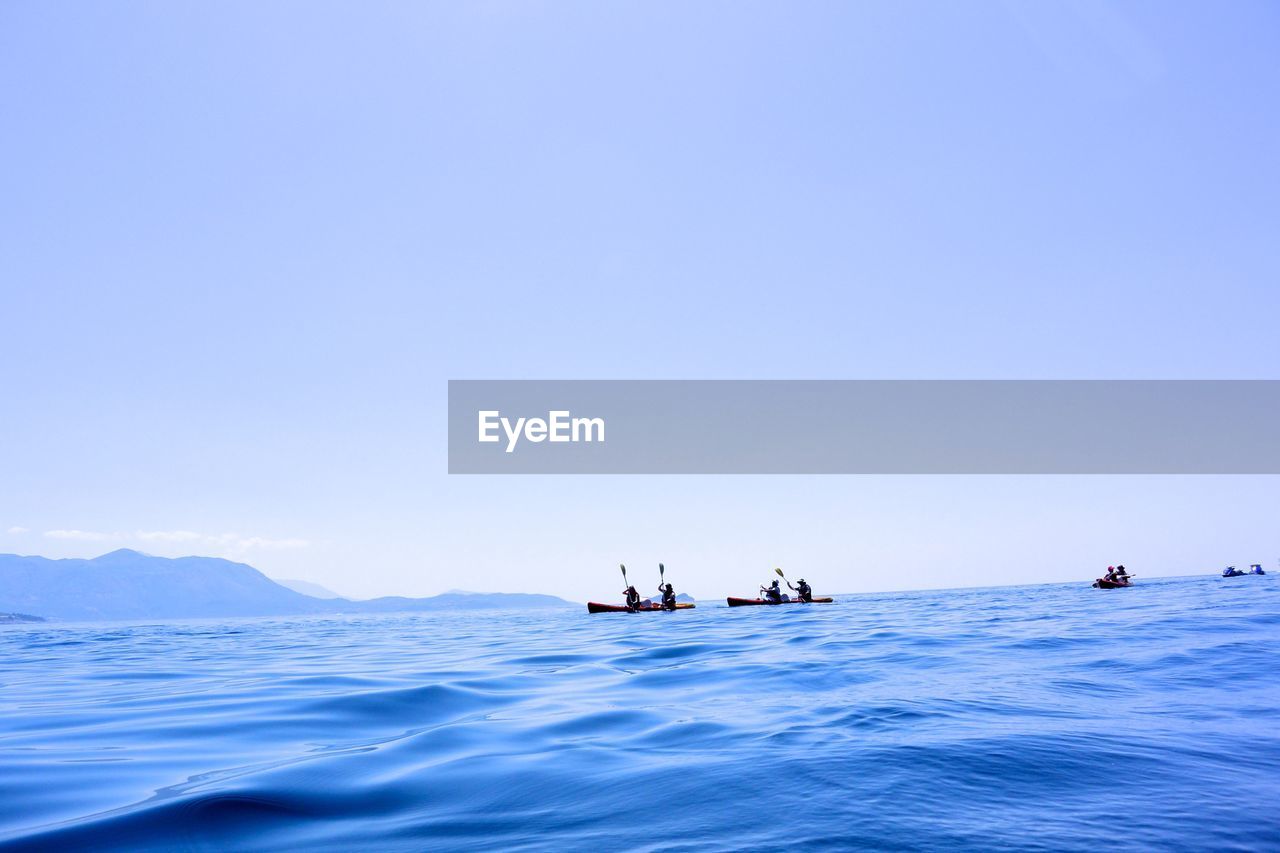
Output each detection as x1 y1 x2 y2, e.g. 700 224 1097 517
2 576 1278 851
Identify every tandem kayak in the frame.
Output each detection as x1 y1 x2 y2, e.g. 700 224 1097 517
1092 578 1132 589
726 596 834 607
586 602 696 614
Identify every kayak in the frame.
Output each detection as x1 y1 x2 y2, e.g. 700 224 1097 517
726 596 834 607
586 601 695 614
1092 578 1132 589
1222 569 1246 578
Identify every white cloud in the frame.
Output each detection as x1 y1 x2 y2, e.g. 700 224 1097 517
200 532 311 550
234 536 311 551
6 526 28 534
44 529 115 541
136 530 205 543
39 528 310 552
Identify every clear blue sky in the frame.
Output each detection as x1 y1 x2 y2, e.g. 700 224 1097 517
2 2 1277 601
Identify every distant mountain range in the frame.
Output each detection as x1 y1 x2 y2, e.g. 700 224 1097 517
0 613 45 624
274 578 344 599
0 550 576 622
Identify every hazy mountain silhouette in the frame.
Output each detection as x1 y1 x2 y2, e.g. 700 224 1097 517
0 550 575 621
274 578 344 599
0 613 45 623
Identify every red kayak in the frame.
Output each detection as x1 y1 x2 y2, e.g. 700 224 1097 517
726 596 834 607
586 602 696 614
1092 578 1132 589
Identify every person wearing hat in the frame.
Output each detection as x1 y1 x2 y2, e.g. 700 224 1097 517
788 577 814 603
658 581 678 610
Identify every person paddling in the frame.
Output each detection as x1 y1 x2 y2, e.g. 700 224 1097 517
656 562 678 610
1114 565 1130 581
622 585 642 611
761 579 783 603
788 578 814 602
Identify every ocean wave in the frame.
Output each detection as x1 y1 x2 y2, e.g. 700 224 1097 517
2 576 1277 850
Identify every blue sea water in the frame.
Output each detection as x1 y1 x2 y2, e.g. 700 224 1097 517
2 575 1277 851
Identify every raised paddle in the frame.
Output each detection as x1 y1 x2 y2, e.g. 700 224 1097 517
776 566 812 601
619 563 637 610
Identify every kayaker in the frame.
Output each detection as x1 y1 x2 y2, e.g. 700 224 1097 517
658 582 677 610
1114 565 1130 582
623 585 642 611
788 578 813 602
761 579 783 603
1103 566 1118 583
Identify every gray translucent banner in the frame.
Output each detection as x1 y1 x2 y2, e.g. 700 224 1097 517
448 380 1280 474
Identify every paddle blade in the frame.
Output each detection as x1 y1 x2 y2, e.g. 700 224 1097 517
775 567 785 578
659 562 665 578
619 563 627 580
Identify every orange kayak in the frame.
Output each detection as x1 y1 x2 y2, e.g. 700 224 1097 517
586 602 696 614
726 596 834 607
1092 579 1132 589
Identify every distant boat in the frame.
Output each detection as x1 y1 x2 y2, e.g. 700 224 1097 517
587 601 695 614
1092 578 1132 589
